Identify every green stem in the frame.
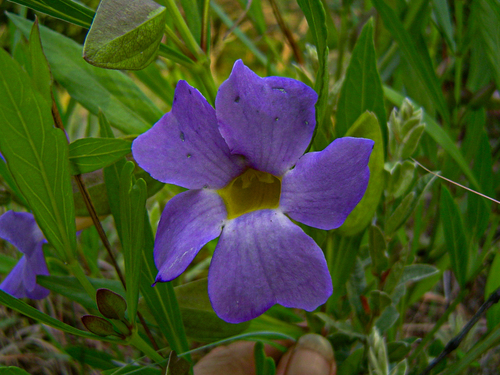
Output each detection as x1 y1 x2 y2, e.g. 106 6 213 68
201 0 211 52
198 62 217 105
129 330 165 364
164 24 196 61
67 260 96 302
163 0 203 58
453 0 464 126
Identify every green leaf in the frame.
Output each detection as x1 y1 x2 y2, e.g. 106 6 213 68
0 367 31 375
120 162 147 320
96 289 127 321
296 0 329 135
84 0 167 70
388 161 416 199
7 0 94 28
174 279 250 342
65 346 116 370
139 217 191 356
0 290 118 342
0 48 76 261
81 315 119 337
27 19 52 104
383 86 481 191
477 0 500 90
336 112 384 236
69 138 132 175
372 0 449 124
397 264 439 285
375 304 399 333
71 168 163 217
440 186 469 288
37 275 124 310
385 173 437 237
181 0 202 43
400 124 425 159
368 225 389 275
254 341 276 375
336 19 387 151
467 132 492 241
486 253 500 330
8 13 163 134
432 0 455 51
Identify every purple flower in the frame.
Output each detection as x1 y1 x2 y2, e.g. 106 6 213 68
132 60 374 323
0 211 50 299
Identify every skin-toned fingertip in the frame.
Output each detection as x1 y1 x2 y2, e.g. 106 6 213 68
276 333 336 375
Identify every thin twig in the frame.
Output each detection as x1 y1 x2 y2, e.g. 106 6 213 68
419 287 500 375
223 0 252 41
268 0 304 65
412 158 500 205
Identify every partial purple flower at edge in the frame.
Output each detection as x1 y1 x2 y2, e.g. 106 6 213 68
132 60 374 323
0 211 50 299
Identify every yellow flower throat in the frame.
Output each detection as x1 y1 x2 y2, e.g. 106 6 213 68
217 169 281 220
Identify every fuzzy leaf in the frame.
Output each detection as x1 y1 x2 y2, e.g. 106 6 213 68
84 0 167 70
96 289 127 321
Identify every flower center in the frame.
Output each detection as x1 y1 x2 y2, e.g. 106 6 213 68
217 169 281 220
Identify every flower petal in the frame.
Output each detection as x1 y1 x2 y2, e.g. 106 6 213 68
216 60 317 176
23 243 50 299
280 137 374 230
133 81 246 189
0 211 43 256
0 256 28 298
155 189 227 283
208 210 332 323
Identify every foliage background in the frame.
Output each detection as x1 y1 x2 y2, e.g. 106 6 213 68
0 0 499 374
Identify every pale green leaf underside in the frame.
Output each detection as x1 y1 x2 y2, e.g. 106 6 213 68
84 0 167 70
8 13 162 135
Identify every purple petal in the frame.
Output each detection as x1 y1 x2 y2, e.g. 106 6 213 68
216 60 317 176
154 189 227 283
133 81 246 189
0 211 44 256
0 256 28 298
280 137 374 230
0 243 50 300
208 210 332 323
23 243 50 299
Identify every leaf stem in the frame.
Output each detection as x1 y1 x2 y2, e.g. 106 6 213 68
162 0 203 58
129 330 165 364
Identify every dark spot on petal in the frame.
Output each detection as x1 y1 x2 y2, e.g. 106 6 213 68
188 89 192 94
180 131 185 142
272 87 287 93
305 121 309 126
275 117 279 122
187 153 192 158
174 96 177 102
203 184 208 189
234 96 240 103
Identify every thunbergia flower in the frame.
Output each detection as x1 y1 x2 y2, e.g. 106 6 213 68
0 211 50 299
132 60 374 323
